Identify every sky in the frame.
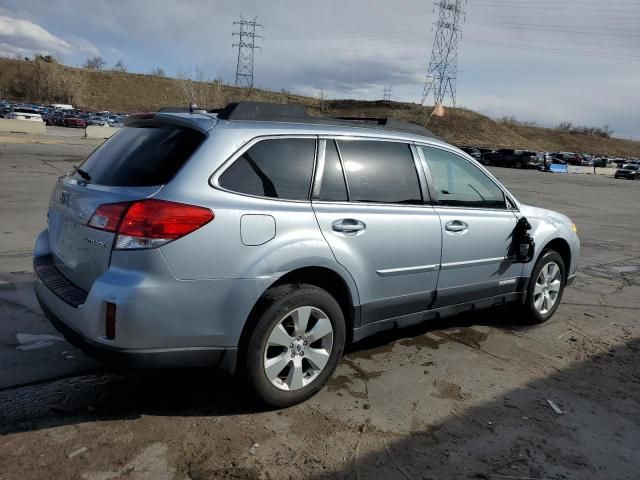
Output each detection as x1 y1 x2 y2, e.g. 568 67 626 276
0 0 638 139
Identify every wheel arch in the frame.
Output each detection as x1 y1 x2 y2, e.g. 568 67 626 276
237 266 359 364
539 237 572 280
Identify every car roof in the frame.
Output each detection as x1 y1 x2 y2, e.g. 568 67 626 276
140 102 445 145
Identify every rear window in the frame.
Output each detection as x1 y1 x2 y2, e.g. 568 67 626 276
76 126 204 186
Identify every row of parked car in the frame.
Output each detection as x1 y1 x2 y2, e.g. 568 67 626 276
457 146 639 171
0 100 127 129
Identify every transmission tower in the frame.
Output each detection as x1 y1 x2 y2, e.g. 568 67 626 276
420 0 465 107
383 86 392 102
233 15 262 88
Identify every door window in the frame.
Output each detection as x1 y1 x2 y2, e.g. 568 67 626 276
337 140 422 205
219 138 315 200
420 146 507 209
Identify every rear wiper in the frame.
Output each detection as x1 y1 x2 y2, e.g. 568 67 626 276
72 165 91 182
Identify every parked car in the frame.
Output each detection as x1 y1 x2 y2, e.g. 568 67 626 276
34 101 580 406
63 115 87 128
457 145 482 162
482 149 541 169
7 107 43 122
550 152 581 166
87 116 108 126
614 164 640 180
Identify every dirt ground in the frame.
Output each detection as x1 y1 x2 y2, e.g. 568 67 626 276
0 131 639 479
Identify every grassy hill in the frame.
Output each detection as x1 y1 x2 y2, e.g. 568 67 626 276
1 57 638 157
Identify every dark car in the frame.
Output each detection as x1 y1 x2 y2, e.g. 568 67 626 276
457 145 482 161
614 164 640 180
550 152 581 166
482 149 541 169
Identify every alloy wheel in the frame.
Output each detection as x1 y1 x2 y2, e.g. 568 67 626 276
533 262 562 314
263 306 334 391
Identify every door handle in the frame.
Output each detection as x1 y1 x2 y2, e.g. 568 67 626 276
445 220 468 232
332 219 366 235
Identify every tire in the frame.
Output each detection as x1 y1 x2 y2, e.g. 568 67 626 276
515 161 523 169
242 283 346 407
513 250 566 325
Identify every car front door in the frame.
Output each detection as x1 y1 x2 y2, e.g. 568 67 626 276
312 139 442 327
417 145 524 308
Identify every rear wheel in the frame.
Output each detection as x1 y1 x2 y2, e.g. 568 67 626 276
243 284 346 407
513 250 566 324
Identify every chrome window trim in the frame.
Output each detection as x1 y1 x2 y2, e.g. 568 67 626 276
415 143 520 212
210 134 318 204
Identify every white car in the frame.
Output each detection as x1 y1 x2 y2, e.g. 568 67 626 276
7 108 43 122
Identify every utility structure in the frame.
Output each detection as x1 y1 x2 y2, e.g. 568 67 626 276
233 15 262 88
383 86 392 102
420 0 465 107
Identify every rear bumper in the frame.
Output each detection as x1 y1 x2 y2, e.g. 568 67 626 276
37 290 237 370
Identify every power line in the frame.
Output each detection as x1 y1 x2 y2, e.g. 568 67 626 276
421 0 465 107
233 15 263 88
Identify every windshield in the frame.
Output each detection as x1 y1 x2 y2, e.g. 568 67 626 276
622 165 639 170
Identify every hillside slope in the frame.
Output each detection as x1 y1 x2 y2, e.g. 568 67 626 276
1 58 638 156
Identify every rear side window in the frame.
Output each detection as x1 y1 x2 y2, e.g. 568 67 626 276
219 138 315 200
76 126 204 186
337 140 422 205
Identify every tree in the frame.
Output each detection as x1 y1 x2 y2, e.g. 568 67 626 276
84 56 105 70
113 60 127 72
150 67 166 77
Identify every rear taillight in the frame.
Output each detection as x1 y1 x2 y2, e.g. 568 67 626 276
88 199 214 250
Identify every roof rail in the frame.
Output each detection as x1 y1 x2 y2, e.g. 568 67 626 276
215 101 309 121
158 101 439 139
334 117 435 138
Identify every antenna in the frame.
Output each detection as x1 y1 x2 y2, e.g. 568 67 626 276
421 0 465 107
232 15 263 88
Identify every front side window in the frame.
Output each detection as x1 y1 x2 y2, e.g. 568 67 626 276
336 140 422 205
420 146 507 209
219 138 316 200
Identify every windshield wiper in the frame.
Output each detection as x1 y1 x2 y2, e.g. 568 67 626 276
72 165 92 182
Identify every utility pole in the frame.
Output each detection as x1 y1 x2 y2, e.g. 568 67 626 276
233 15 262 88
383 86 392 102
421 0 465 107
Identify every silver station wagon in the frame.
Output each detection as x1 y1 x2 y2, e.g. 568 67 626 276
34 102 579 406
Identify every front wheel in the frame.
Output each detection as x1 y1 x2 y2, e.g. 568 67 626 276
243 284 346 407
513 250 566 324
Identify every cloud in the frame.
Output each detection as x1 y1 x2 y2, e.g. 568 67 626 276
0 15 98 58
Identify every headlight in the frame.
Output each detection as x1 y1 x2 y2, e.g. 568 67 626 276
571 224 578 233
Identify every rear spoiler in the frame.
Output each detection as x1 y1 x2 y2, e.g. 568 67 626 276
124 112 217 133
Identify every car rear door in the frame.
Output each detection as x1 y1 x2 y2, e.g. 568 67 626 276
312 138 442 327
417 145 524 307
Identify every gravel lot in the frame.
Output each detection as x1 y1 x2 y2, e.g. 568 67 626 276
0 132 639 479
